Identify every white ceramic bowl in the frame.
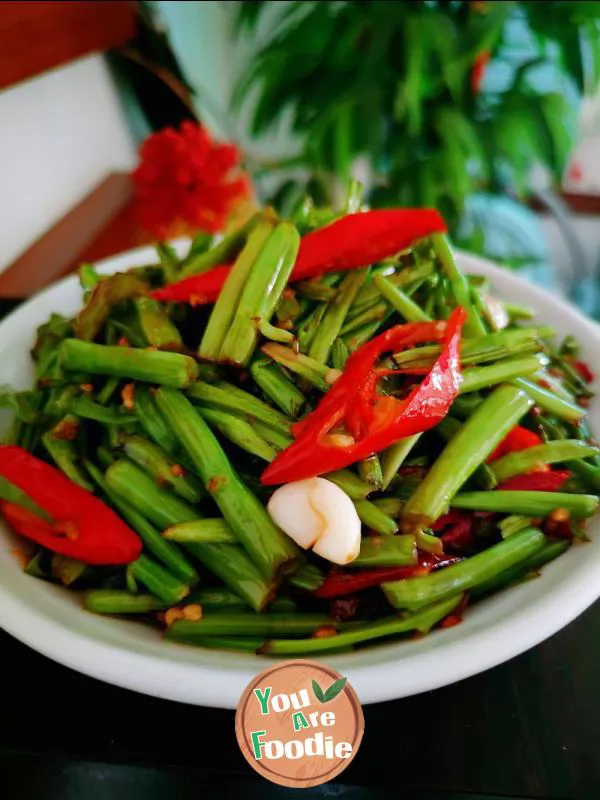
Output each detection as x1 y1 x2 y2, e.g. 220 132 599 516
0 246 599 709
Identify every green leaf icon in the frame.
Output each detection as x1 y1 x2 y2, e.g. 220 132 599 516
312 679 325 703
323 676 347 703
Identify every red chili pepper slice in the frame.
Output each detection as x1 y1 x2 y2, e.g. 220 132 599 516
313 552 462 599
430 510 465 531
314 565 431 598
432 511 476 550
487 425 543 462
149 208 447 305
293 208 447 280
497 470 572 492
150 264 233 304
261 307 466 484
574 360 595 383
0 446 141 565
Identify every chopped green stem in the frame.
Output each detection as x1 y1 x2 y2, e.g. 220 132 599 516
197 406 277 462
196 362 226 383
354 500 399 536
309 268 369 364
186 380 291 434
276 290 303 324
166 612 339 641
352 261 434 314
287 561 325 591
134 385 179 453
460 356 546 394
571 418 600 465
373 274 431 322
185 541 276 613
79 264 101 291
358 454 383 490
331 338 350 371
471 538 571 598
42 416 93 490
180 636 266 653
200 219 274 360
96 445 115 468
431 234 486 336
97 377 120 406
130 554 190 605
394 327 553 369
294 280 337 302
185 586 247 608
567 460 600 492
297 304 327 353
84 590 166 614
344 313 393 352
75 273 148 341
402 386 533 527
491 440 599 482
106 459 198 528
135 297 183 350
504 302 534 321
110 316 148 348
219 223 300 366
85 460 198 584
164 518 236 543
180 212 263 278
452 490 598 517
512 377 584 422
257 318 295 344
381 434 421 490
251 421 293 451
498 515 533 538
96 459 273 609
122 435 204 503
260 595 462 655
50 554 86 585
351 534 416 567
155 388 301 581
250 359 305 419
261 343 330 391
69 398 136 425
373 497 404 516
536 369 576 401
185 233 213 257
326 470 373 500
384 527 546 610
546 347 594 398
450 394 483 419
61 340 198 387
341 301 389 336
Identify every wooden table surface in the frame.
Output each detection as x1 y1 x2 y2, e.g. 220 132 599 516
1 595 600 799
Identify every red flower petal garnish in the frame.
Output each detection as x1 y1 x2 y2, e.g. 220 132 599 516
132 122 251 240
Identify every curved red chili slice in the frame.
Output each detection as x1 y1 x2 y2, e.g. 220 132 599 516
261 307 466 484
0 446 141 565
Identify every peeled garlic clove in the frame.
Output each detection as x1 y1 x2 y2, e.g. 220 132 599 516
481 290 509 330
267 477 361 566
267 479 323 550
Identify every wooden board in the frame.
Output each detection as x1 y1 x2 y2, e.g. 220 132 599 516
0 173 145 299
0 1 136 90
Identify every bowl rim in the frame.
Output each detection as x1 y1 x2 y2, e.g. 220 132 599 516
0 242 599 709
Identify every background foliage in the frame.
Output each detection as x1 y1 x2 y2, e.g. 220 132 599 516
232 1 600 230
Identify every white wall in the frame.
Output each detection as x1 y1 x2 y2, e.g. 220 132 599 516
0 55 136 273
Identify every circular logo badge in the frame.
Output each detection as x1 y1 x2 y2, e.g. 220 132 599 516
235 659 364 788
